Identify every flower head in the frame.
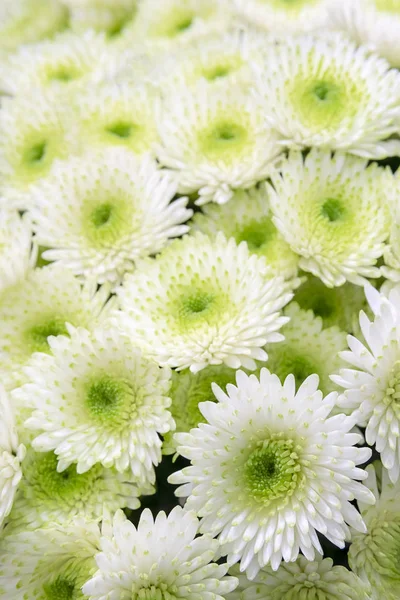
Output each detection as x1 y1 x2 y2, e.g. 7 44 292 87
116 232 293 372
0 210 35 293
16 325 173 483
29 149 191 284
65 0 137 36
157 84 282 205
256 33 400 156
169 369 374 577
82 506 238 600
191 186 299 280
268 149 391 286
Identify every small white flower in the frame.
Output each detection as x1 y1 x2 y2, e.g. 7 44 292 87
255 33 400 157
332 284 400 483
82 506 238 600
0 385 25 531
115 232 294 372
16 325 173 483
267 149 391 287
169 369 374 577
29 149 192 285
157 84 282 205
0 209 36 293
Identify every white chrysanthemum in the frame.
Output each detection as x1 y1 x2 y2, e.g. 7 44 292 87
29 149 191 285
191 186 299 280
0 0 68 51
332 0 400 68
0 518 102 599
6 448 147 531
82 506 238 600
0 265 115 390
0 385 25 532
0 92 74 208
267 149 391 287
266 302 347 395
0 210 35 293
0 31 112 97
169 369 374 577
65 0 137 36
15 325 174 483
71 83 161 156
157 84 282 205
116 232 294 373
348 461 400 600
234 0 332 34
256 33 400 157
229 555 371 600
332 284 400 483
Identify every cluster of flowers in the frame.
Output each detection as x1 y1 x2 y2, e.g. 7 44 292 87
2 0 400 599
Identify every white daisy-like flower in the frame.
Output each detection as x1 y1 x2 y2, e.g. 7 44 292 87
6 448 146 531
29 149 191 285
0 385 25 532
71 83 161 156
233 0 332 34
157 84 282 205
191 186 299 280
15 325 174 483
0 209 35 293
332 0 400 68
0 264 115 390
0 31 112 97
256 33 400 157
163 365 238 456
0 92 74 208
267 149 391 287
332 284 400 483
266 302 347 395
115 232 294 373
0 0 68 51
169 369 374 577
349 461 400 600
82 506 238 600
229 554 371 600
0 517 102 599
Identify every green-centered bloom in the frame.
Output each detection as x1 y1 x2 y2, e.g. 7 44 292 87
0 518 103 599
266 302 347 395
191 186 299 280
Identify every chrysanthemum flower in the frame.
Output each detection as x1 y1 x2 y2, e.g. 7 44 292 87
0 210 35 293
0 517 102 599
332 284 400 483
0 385 25 532
0 31 111 97
332 0 400 68
0 92 73 208
157 84 282 205
163 365 238 456
116 232 293 372
169 369 374 576
191 186 299 280
267 149 391 287
229 555 371 599
6 449 146 531
65 0 137 36
266 302 347 395
256 33 400 157
16 326 174 483
29 150 191 285
0 0 68 51
294 274 370 335
349 461 400 600
82 506 238 600
71 83 161 156
0 264 114 389
233 0 332 34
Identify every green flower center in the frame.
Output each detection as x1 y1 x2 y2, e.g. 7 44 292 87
181 292 214 314
375 0 400 13
152 9 195 38
47 66 79 83
43 576 76 600
24 141 46 164
90 203 113 227
83 195 132 247
321 198 345 222
84 374 138 427
25 316 69 353
235 218 277 252
244 436 302 505
200 118 250 160
106 121 137 139
384 361 400 415
203 64 234 81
